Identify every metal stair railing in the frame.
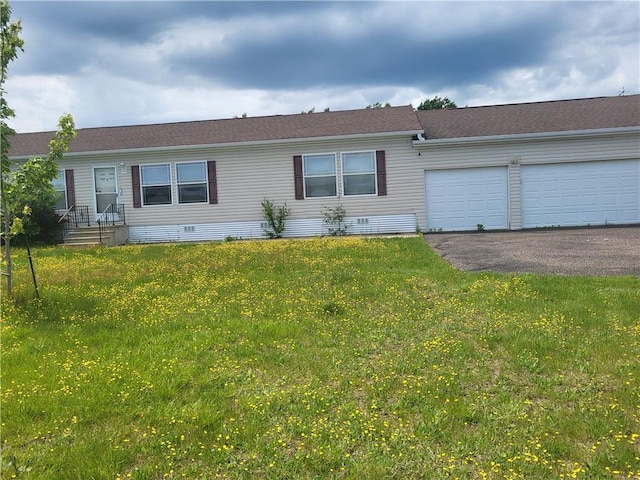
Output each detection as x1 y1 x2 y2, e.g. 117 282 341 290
58 205 91 242
97 204 126 244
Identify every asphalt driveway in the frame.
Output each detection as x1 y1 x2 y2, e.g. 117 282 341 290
424 226 640 276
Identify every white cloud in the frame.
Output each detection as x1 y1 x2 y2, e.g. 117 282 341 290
5 75 77 132
5 1 638 132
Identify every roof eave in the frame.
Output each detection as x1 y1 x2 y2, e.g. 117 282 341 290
9 129 424 160
412 126 640 148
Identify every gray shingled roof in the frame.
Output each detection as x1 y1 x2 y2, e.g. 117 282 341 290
8 96 639 157
417 95 640 140
8 105 423 157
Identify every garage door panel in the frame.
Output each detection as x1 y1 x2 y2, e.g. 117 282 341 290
426 167 508 232
522 160 640 228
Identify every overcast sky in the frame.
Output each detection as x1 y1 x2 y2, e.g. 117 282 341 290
5 1 640 133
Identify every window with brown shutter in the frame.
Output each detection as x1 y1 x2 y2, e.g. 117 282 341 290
376 150 387 196
131 165 141 208
64 169 75 207
293 155 304 200
207 160 218 204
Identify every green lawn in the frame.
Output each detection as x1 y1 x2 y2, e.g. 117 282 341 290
1 236 639 479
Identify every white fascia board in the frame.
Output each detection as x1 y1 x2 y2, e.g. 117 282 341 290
412 126 640 148
10 130 424 161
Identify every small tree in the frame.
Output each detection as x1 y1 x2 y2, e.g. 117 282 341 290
1 0 25 297
1 0 76 296
416 96 457 110
1 114 76 295
322 205 350 236
261 198 290 239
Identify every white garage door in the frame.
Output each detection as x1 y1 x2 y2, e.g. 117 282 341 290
522 159 640 228
425 166 508 232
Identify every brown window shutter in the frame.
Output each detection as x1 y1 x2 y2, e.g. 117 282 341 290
131 165 141 208
207 160 218 204
376 150 387 196
293 155 304 200
64 169 76 207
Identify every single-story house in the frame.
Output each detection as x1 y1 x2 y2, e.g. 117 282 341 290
8 94 640 243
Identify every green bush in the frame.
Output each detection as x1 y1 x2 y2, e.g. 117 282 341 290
261 198 290 238
322 204 350 236
2 194 64 246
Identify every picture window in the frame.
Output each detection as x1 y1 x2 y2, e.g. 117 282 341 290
177 162 208 204
141 164 172 205
303 153 337 198
342 151 376 196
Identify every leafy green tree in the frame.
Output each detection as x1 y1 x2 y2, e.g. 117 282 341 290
1 0 76 296
2 114 76 295
1 0 24 296
416 96 457 110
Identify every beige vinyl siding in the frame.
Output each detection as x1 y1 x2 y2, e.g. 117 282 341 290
53 129 639 236
52 159 101 217
508 163 522 229
54 134 422 229
415 132 640 169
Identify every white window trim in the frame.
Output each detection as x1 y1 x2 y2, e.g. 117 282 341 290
140 162 173 207
302 152 338 199
340 150 378 197
175 161 209 204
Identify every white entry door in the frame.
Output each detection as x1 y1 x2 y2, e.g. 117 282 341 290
94 166 119 220
522 160 640 228
425 166 509 231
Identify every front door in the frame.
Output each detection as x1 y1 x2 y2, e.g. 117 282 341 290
94 166 119 220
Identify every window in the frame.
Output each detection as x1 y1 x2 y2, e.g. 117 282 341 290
303 153 337 197
294 150 386 200
52 169 67 210
141 164 172 205
342 151 376 196
177 162 207 204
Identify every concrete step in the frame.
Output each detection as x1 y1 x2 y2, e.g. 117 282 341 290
65 231 110 240
63 241 104 247
63 227 104 246
63 238 103 246
63 225 126 246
